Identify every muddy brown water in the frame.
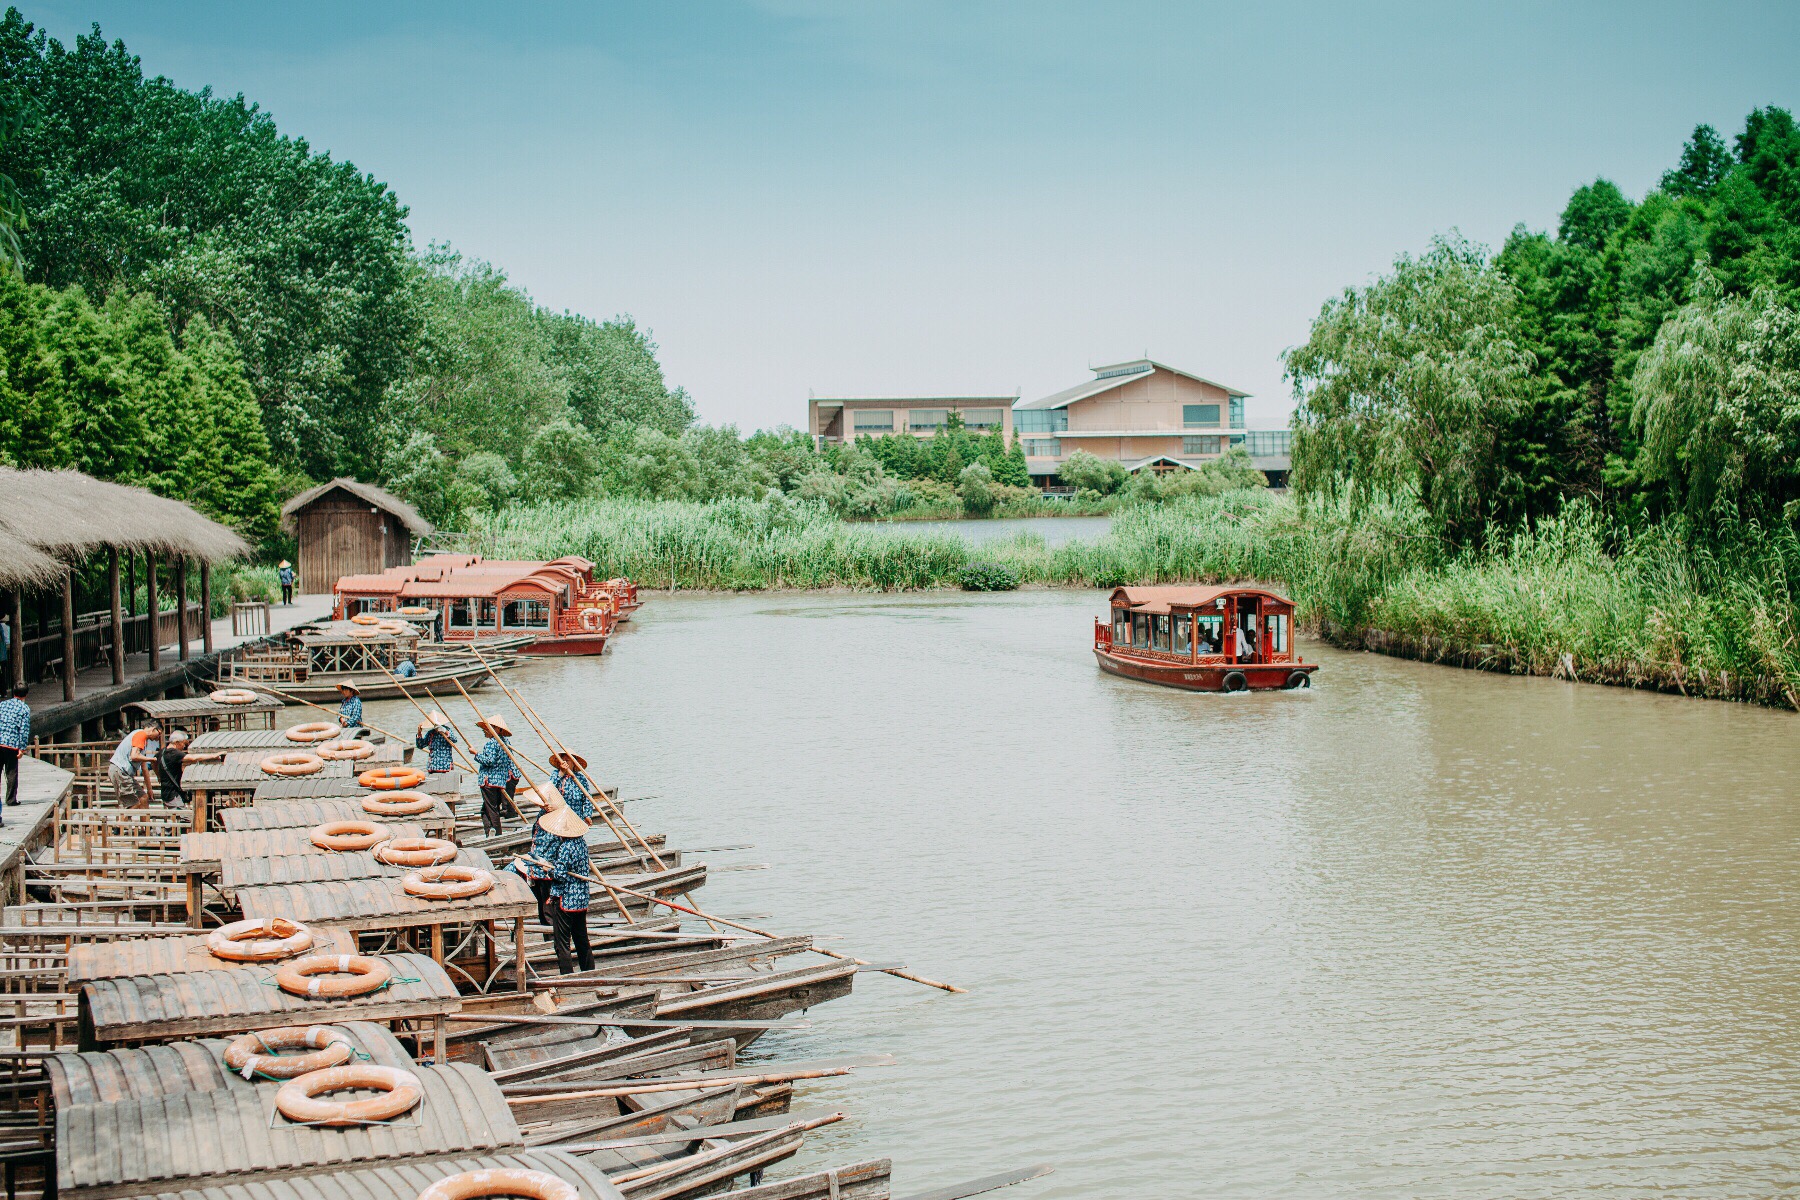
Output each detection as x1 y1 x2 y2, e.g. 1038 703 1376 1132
368 591 1800 1198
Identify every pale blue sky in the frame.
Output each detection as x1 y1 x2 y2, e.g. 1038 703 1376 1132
23 2 1800 429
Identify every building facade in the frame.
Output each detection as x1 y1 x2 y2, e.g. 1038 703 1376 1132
809 395 1016 446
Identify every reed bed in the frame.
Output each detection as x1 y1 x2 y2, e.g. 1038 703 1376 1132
464 493 1800 707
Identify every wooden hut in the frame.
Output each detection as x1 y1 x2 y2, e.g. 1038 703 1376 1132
281 479 433 595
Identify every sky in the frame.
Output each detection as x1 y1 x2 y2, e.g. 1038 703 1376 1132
23 1 1800 430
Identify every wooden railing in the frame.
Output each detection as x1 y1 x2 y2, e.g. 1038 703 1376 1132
12 600 207 684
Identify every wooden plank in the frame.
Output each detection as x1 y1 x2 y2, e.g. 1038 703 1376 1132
893 1165 1056 1200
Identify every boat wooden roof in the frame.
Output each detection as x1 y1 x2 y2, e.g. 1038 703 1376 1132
295 621 421 646
254 772 464 802
135 1151 624 1200
58 1061 514 1199
183 749 404 791
68 928 359 984
223 798 457 838
190 730 327 752
128 696 284 720
1107 583 1296 613
45 1022 412 1107
224 846 494 893
80 951 460 1043
236 872 537 932
179 825 430 870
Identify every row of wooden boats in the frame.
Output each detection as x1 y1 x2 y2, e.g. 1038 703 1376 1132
2 671 1032 1200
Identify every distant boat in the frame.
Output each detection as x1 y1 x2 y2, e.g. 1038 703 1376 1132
1094 585 1318 692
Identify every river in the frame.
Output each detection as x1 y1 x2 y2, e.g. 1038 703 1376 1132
375 591 1800 1198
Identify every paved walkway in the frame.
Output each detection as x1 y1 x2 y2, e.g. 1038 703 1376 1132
0 756 72 895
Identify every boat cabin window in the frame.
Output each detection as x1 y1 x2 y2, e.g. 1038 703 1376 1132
1236 614 1260 661
1132 613 1150 649
349 597 380 615
448 599 476 629
1151 614 1172 652
1195 614 1222 654
503 598 551 630
1270 612 1290 654
1173 613 1192 656
1113 609 1129 645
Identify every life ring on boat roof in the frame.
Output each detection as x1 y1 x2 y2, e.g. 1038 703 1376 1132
274 1063 421 1125
1221 670 1249 693
261 751 325 777
274 953 392 999
363 790 434 817
375 837 458 867
403 864 494 900
209 687 259 705
311 820 390 851
350 613 382 626
417 1168 581 1200
346 626 381 638
1285 670 1311 690
223 1024 354 1079
376 620 412 635
398 605 433 616
360 765 426 790
286 721 342 744
206 916 314 962
315 738 376 761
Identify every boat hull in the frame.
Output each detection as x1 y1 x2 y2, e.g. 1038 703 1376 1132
515 633 609 656
1094 646 1316 692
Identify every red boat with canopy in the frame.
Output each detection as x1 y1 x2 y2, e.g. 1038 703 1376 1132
1094 584 1317 692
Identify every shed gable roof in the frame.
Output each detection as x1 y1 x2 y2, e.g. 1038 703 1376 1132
281 478 434 537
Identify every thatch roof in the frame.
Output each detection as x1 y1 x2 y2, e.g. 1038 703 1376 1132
0 468 252 588
281 478 433 537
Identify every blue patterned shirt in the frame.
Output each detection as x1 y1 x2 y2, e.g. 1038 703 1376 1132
552 769 597 821
337 696 363 727
545 831 592 911
526 820 559 879
0 697 29 750
415 726 458 773
395 660 417 678
475 737 518 787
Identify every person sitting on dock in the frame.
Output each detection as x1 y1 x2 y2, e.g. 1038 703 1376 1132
277 561 295 605
394 657 417 678
473 714 521 837
158 728 190 807
547 750 597 821
535 792 595 975
0 683 31 817
108 719 162 809
335 680 366 737
415 711 458 773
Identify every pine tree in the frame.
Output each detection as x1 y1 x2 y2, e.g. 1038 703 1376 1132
38 286 145 482
182 316 282 540
0 273 68 468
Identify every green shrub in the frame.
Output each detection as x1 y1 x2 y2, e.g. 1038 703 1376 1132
957 560 1019 591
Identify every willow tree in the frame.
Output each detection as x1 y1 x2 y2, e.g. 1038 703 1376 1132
1283 235 1536 544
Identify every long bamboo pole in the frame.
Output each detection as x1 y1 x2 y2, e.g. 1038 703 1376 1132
369 661 478 772
584 875 966 994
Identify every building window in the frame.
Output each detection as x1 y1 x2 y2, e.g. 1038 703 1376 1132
1023 438 1062 457
1183 404 1221 428
907 409 948 432
853 410 893 433
1229 397 1245 430
1183 435 1224 455
503 598 551 630
1244 430 1293 456
961 408 1004 430
1016 409 1068 434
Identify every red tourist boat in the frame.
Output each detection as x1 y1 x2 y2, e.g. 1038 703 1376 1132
1093 585 1318 692
333 555 640 656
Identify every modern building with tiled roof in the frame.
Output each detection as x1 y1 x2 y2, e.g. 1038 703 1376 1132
808 394 1018 446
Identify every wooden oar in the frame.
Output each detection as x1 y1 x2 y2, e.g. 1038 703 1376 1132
894 1165 1056 1200
505 1065 867 1105
582 875 966 994
249 682 416 747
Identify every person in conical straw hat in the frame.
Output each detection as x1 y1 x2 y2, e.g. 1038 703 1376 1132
526 780 594 975
334 680 365 736
472 714 520 837
547 749 597 820
413 710 458 774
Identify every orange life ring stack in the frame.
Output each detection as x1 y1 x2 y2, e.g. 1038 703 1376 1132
261 751 325 777
363 790 434 817
286 722 342 744
374 837 457 868
310 820 390 852
275 953 392 999
209 687 260 705
417 1168 581 1200
206 917 314 963
315 738 375 761
274 1064 422 1125
223 1025 354 1079
403 865 495 901
359 765 426 791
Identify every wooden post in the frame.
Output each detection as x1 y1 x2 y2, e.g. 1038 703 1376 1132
200 561 214 654
6 590 21 691
145 553 160 671
60 569 76 702
515 916 527 995
176 557 189 662
108 548 125 685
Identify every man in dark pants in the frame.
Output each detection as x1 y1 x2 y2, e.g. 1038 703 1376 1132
472 714 520 837
277 561 295 605
157 728 190 807
0 684 30 817
538 797 595 974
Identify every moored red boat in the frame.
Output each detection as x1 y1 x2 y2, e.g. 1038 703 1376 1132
1094 584 1318 692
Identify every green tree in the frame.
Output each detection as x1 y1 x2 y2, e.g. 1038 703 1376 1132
958 461 996 515
181 316 282 539
994 435 1031 488
383 430 472 528
1057 449 1127 495
522 419 599 501
1661 124 1733 199
37 285 144 482
458 452 517 511
0 270 63 466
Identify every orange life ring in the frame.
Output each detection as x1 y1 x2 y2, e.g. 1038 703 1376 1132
579 607 605 631
261 751 325 777
403 864 495 900
274 1064 421 1125
376 620 411 635
209 687 259 705
346 627 381 638
310 820 389 851
286 721 343 744
274 953 392 999
206 917 314 963
315 738 375 761
417 1168 581 1200
359 765 427 791
374 837 457 867
350 613 381 625
223 1025 354 1079
399 605 433 616
362 790 434 817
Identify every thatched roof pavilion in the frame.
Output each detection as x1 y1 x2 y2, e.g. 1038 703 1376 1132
0 467 253 701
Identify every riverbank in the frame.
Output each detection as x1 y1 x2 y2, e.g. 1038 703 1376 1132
463 493 1800 708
